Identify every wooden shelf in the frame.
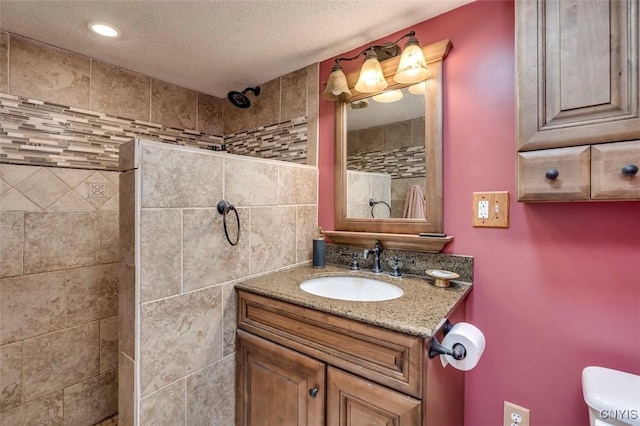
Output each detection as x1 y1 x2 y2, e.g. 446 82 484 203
324 231 453 253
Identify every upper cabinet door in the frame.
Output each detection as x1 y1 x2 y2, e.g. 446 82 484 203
517 0 640 152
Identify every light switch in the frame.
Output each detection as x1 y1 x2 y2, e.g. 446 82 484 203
472 191 510 228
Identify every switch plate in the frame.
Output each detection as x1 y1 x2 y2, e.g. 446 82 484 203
472 191 510 228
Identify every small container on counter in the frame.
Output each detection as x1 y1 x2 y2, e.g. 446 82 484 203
312 227 326 268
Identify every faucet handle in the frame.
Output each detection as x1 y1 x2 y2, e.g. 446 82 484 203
389 256 402 277
350 252 360 271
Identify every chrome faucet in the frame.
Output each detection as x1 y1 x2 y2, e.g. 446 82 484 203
363 241 383 274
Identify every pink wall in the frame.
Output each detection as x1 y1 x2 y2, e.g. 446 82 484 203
318 1 640 424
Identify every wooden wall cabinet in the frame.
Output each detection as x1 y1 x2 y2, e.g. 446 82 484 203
516 0 640 202
236 290 466 426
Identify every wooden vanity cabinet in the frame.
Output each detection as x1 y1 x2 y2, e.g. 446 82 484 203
516 0 640 202
236 290 466 426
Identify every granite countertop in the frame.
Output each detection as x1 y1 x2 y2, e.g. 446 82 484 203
235 264 472 338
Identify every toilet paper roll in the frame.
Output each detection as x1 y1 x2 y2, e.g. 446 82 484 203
440 322 486 371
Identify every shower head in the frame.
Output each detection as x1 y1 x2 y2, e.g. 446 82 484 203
227 86 261 109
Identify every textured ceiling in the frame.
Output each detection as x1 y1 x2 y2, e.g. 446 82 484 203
0 0 473 98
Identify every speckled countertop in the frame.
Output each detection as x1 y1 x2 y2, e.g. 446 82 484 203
235 264 472 338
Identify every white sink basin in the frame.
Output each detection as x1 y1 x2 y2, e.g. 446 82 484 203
299 276 403 302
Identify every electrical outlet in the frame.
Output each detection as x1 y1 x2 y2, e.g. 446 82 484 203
504 401 530 426
472 191 510 228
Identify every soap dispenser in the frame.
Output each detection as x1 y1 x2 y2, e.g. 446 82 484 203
312 227 326 269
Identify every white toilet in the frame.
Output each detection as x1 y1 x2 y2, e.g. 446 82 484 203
582 366 640 426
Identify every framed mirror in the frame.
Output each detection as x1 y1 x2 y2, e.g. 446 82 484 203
333 39 452 236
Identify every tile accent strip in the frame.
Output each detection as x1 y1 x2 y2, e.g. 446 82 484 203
225 117 308 164
347 145 425 178
0 93 310 169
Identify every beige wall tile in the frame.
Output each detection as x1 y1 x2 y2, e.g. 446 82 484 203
119 170 137 266
347 130 359 156
101 192 119 210
66 263 118 326
140 209 181 302
118 140 138 173
296 205 318 263
15 168 70 209
223 96 250 134
75 171 118 209
48 191 94 211
0 391 63 425
24 211 101 274
151 80 196 130
222 282 237 356
186 354 235 426
0 189 40 211
0 341 22 412
347 171 372 204
140 143 223 208
251 78 280 128
183 208 249 292
63 370 117 426
22 322 99 401
306 63 319 118
224 156 278 206
100 316 118 373
49 168 93 188
0 164 39 187
140 379 185 426
281 68 307 121
0 271 66 344
278 164 317 205
0 211 23 278
197 93 223 135
90 60 150 122
118 352 135 426
306 115 318 167
100 209 119 263
0 178 10 196
359 126 384 153
384 120 412 150
0 32 8 93
140 285 222 396
371 174 392 206
9 35 90 108
118 263 135 359
411 117 425 147
250 206 296 273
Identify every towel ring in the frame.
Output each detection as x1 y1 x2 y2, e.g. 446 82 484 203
369 198 392 218
217 200 240 246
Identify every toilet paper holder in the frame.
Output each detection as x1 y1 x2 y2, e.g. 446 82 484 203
428 320 467 360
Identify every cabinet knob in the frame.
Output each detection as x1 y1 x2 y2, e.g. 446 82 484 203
308 387 319 398
545 169 559 180
621 164 639 177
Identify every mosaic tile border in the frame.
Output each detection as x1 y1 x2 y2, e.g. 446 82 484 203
0 93 308 170
347 145 425 178
225 116 308 164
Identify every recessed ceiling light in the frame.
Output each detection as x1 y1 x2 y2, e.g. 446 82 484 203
87 22 120 38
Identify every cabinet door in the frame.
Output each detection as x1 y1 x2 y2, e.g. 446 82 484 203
591 140 640 199
517 0 640 151
327 367 421 426
518 146 590 201
237 330 325 426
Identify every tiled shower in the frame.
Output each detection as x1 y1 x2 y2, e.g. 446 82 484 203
0 31 318 425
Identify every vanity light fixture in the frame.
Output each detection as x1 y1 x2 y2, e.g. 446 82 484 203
408 82 427 95
323 30 429 101
87 22 120 38
372 89 403 103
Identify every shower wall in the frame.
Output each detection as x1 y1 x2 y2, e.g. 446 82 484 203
119 139 317 425
0 164 119 425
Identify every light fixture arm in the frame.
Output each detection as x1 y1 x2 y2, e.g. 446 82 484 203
331 31 417 67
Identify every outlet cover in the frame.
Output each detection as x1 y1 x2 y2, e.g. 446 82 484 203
472 191 510 228
503 401 530 426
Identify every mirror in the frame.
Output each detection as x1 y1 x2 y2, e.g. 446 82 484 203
345 86 426 220
334 39 451 235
